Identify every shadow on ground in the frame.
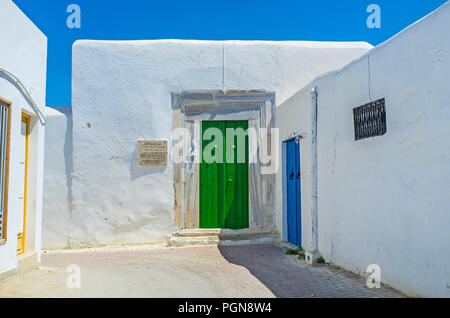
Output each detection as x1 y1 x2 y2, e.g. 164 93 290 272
218 243 403 298
218 244 312 298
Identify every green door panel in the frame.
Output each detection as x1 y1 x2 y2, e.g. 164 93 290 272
200 121 249 229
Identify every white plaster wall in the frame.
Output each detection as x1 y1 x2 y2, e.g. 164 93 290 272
275 84 313 246
277 1 450 297
59 39 371 249
0 0 47 273
42 107 72 249
222 41 373 104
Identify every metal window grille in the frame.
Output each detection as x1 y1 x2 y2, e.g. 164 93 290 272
0 102 8 237
353 98 387 141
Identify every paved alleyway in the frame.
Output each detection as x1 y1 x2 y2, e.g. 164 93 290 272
0 244 403 298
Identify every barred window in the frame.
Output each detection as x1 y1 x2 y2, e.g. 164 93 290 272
353 98 387 141
0 100 10 241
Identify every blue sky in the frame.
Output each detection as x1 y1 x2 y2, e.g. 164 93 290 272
12 0 448 106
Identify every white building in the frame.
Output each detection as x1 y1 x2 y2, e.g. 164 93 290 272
43 41 370 249
0 0 47 279
41 1 450 297
276 2 450 297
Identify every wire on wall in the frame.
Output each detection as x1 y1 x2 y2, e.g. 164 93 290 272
0 68 46 125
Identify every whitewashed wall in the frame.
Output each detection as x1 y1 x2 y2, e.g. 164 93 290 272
277 1 450 297
0 0 47 274
42 40 370 249
276 84 313 246
43 107 72 249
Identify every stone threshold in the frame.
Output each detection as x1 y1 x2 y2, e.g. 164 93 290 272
0 252 39 282
168 228 280 247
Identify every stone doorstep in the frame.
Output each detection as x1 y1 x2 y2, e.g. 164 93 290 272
172 229 222 237
172 228 276 238
17 252 39 275
168 236 220 247
169 229 280 247
0 252 39 282
280 241 300 250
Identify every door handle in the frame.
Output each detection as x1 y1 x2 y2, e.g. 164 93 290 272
227 178 233 184
297 172 301 179
289 172 294 180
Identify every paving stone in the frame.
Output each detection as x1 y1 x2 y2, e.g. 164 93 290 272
0 244 404 298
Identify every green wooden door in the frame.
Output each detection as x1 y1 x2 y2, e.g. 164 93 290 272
200 121 249 229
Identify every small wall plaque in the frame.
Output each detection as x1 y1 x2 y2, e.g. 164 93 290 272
353 98 387 141
138 140 168 167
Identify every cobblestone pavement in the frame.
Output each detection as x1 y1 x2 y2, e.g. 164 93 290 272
0 244 403 298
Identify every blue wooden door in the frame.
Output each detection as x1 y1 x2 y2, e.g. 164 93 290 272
286 138 301 246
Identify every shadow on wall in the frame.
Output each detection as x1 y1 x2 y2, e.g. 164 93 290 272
63 117 165 184
130 143 166 181
63 107 74 213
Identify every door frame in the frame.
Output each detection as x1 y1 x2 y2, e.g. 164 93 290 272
282 135 302 246
0 97 12 245
172 91 276 232
17 113 30 255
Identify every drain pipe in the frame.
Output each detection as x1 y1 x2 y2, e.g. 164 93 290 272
0 67 46 125
306 86 320 265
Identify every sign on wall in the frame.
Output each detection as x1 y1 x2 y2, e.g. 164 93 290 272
138 140 168 166
353 98 387 141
